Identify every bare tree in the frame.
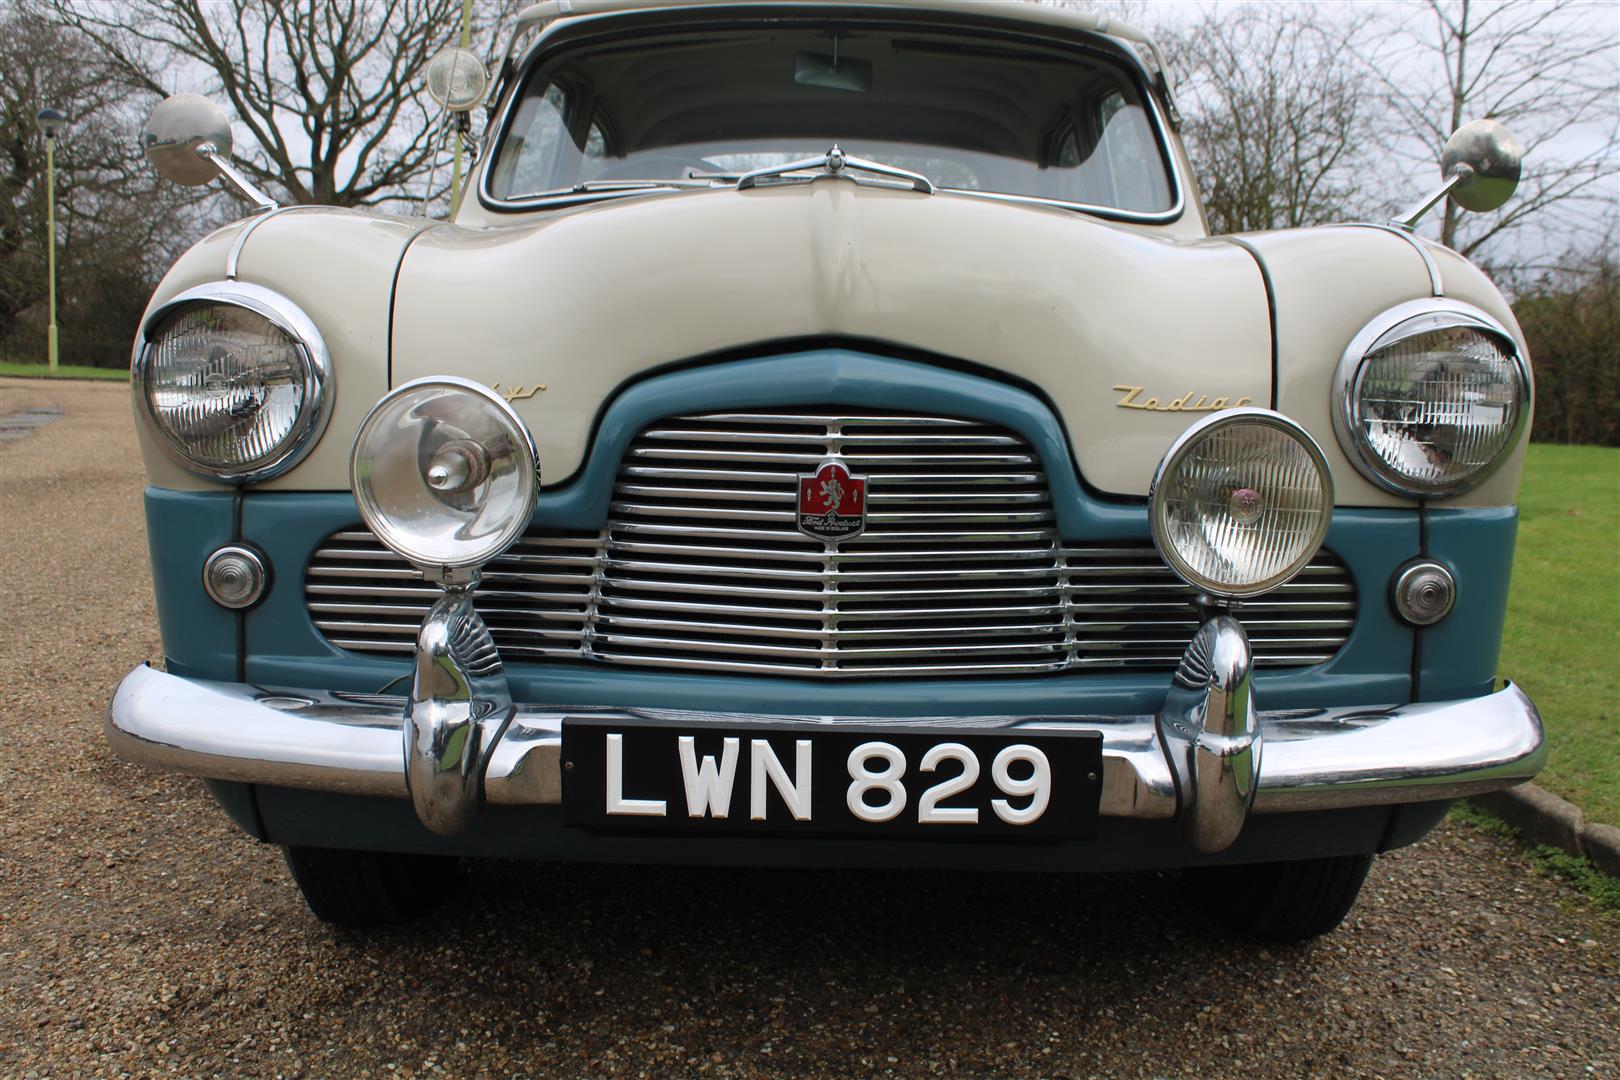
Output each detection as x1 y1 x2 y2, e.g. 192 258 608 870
1 4 207 365
1161 4 1377 234
54 0 507 208
1370 0 1620 264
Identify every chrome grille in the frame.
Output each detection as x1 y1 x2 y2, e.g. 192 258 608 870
307 409 1356 676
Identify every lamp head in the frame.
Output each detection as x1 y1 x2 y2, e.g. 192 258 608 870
36 108 67 140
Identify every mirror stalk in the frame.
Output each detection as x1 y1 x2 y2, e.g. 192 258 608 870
195 142 278 212
1391 166 1470 231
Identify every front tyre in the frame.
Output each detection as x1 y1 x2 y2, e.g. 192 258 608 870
281 846 460 927
1191 853 1374 942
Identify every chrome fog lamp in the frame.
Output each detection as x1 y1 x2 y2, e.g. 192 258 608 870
135 282 330 482
351 377 539 837
350 376 540 583
1150 409 1334 601
1335 300 1528 497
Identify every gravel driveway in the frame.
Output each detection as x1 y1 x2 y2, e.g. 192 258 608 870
2 377 1616 1079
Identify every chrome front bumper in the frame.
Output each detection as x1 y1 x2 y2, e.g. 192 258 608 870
107 620 1544 853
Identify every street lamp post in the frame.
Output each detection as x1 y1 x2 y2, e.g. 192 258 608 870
37 108 67 373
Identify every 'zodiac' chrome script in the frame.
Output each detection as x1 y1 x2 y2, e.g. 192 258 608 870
1113 385 1254 412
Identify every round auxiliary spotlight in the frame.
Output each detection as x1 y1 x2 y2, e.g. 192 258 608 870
350 377 540 579
1150 408 1334 600
423 46 488 112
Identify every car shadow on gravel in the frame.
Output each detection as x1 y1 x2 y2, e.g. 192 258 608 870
305 859 1307 1057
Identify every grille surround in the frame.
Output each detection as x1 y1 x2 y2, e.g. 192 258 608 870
306 409 1357 677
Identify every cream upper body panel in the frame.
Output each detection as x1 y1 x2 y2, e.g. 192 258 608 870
1241 225 1529 509
394 181 1269 497
134 210 433 492
136 196 1528 510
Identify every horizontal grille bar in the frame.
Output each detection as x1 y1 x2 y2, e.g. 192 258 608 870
306 408 1356 677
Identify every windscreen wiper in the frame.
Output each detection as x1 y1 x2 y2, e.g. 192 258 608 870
526 178 714 197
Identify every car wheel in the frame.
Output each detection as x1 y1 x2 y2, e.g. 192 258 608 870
1190 853 1374 942
280 845 460 927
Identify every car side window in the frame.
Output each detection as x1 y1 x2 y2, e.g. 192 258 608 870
579 119 610 182
1094 90 1167 212
490 83 573 197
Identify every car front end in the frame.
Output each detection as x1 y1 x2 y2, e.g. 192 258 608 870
107 0 1544 938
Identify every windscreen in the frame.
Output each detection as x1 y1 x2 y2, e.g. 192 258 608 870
488 24 1175 213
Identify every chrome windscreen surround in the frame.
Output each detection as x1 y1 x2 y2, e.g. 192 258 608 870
307 409 1358 678
132 280 332 483
1332 298 1530 498
475 7 1188 226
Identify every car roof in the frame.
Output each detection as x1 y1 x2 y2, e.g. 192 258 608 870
509 0 1159 53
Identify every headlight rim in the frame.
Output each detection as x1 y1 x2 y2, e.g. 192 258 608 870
349 374 542 575
1332 297 1529 499
1150 406 1336 600
133 280 332 483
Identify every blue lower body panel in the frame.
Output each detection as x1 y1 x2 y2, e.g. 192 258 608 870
210 780 1451 870
142 350 1520 863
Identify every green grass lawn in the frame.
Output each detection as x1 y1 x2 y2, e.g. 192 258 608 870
0 361 126 380
1500 443 1620 826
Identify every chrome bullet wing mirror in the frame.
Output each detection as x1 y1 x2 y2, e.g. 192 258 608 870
1440 119 1524 213
1394 118 1523 230
142 94 278 211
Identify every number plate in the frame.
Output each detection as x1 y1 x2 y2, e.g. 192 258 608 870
561 720 1103 839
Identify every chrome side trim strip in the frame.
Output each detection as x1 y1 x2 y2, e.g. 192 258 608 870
224 205 313 281
108 665 1544 827
1346 222 1445 297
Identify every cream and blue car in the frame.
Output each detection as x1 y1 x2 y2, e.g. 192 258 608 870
110 0 1544 939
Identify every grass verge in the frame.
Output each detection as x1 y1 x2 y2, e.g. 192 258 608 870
1451 803 1620 913
1499 443 1619 826
0 361 126 380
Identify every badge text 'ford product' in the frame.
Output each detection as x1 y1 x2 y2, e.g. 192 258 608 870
798 460 866 540
1114 385 1255 412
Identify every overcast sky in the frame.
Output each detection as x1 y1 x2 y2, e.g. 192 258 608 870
1098 0 1620 269
173 0 1617 270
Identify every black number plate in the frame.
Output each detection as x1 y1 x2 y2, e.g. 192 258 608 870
561 720 1103 839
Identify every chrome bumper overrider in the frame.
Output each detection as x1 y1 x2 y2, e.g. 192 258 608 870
107 614 1545 852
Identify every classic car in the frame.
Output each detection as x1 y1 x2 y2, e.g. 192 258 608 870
109 0 1545 940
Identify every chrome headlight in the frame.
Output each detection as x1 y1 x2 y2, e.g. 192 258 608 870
135 282 330 482
1334 300 1529 497
1150 409 1334 600
350 377 540 579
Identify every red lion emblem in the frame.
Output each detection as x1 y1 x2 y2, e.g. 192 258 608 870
798 460 867 540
